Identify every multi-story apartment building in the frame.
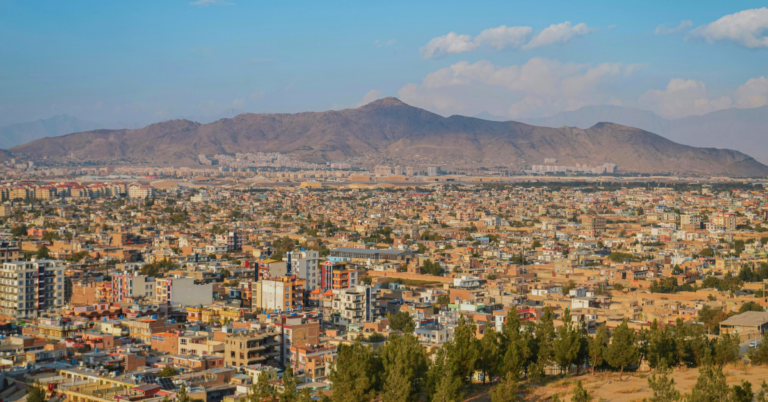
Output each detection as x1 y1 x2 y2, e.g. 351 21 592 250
128 185 154 199
252 276 305 313
711 212 737 232
0 259 65 319
179 333 224 356
154 277 213 307
223 329 280 367
328 285 373 328
112 273 155 302
681 214 703 231
0 241 22 264
320 261 358 291
580 216 606 237
287 249 319 291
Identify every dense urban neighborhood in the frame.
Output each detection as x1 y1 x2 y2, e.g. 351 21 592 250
0 165 766 402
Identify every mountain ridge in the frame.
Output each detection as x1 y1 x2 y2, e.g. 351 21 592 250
0 115 105 149
10 98 768 177
516 105 768 163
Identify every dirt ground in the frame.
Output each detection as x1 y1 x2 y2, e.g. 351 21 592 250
464 365 768 402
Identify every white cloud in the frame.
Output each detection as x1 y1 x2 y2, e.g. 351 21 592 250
688 8 768 49
473 25 532 50
607 25 617 29
232 98 244 107
420 32 477 59
522 21 592 49
249 91 265 100
638 79 732 118
374 39 397 47
655 20 693 35
356 90 384 107
420 21 591 58
190 0 234 5
398 58 640 118
638 76 768 118
736 76 768 107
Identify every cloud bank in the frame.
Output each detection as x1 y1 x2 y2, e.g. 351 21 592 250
688 8 768 49
420 21 592 59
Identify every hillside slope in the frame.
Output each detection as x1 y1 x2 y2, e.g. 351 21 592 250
10 98 768 176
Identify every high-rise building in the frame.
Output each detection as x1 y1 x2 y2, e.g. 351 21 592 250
112 272 155 302
0 259 65 319
427 166 439 176
128 185 154 199
711 213 737 232
286 249 319 291
681 214 702 231
320 261 358 291
580 216 606 237
252 276 306 312
328 285 374 327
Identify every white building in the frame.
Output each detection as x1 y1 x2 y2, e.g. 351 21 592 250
154 277 213 307
0 259 65 318
112 272 155 302
128 185 154 199
287 249 320 291
191 191 212 203
329 285 374 328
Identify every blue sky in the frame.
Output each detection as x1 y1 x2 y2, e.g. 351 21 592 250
0 0 766 126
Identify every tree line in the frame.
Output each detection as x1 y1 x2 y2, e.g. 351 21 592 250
320 307 768 402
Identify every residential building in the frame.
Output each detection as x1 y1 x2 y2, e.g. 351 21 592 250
0 259 66 319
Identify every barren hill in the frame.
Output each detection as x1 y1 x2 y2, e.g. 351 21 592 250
10 98 768 176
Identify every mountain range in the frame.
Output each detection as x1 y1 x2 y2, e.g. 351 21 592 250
515 105 768 164
0 115 105 149
9 98 767 177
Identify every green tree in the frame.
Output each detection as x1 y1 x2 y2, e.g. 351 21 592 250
589 324 609 375
572 380 593 402
738 301 763 313
477 327 501 384
280 365 297 402
446 316 479 386
177 385 190 402
490 371 519 402
645 363 680 402
427 347 462 402
36 246 50 259
646 320 677 369
536 307 557 371
500 310 532 378
554 308 581 374
379 333 428 402
26 382 47 402
747 332 768 365
684 365 736 402
221 268 231 279
329 341 381 402
711 332 739 367
388 311 416 333
10 224 28 237
248 371 275 402
605 320 639 380
157 366 177 377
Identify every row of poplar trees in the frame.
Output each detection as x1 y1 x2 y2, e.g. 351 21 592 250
244 306 767 402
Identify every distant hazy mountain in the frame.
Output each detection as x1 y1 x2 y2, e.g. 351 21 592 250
472 111 508 122
0 115 105 149
517 105 768 163
11 98 768 177
179 108 244 124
